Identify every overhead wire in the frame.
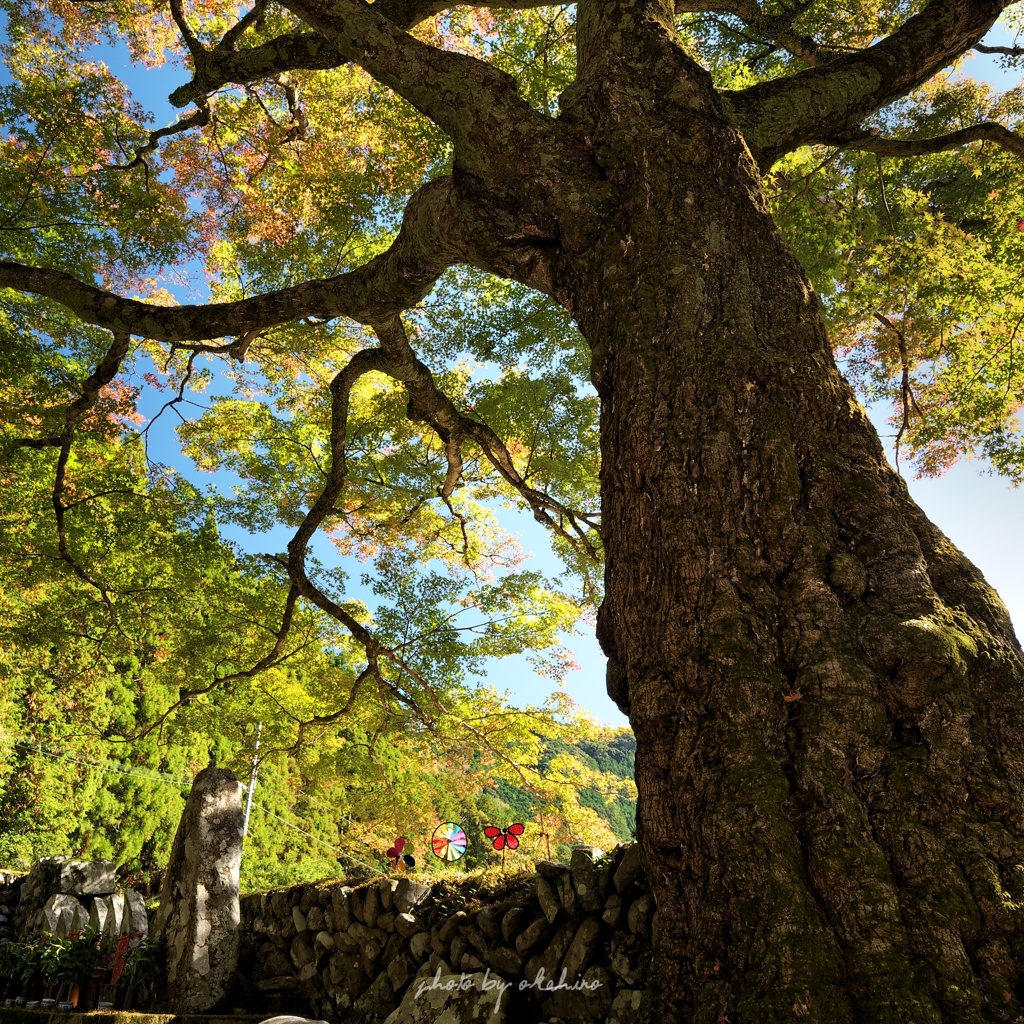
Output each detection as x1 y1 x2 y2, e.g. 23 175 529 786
253 805 379 874
0 733 381 874
0 735 192 786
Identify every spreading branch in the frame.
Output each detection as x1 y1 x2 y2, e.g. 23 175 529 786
46 333 132 597
278 350 450 720
276 0 553 177
724 0 1012 168
219 0 270 52
269 315 599 724
370 316 601 558
975 42 1024 57
872 310 926 472
832 122 1024 160
169 0 552 111
0 177 461 341
109 101 211 172
288 663 377 751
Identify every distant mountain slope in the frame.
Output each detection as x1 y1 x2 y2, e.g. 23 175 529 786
480 728 636 863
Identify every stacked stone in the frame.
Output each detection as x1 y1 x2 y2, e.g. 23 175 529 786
0 872 20 945
242 876 432 1024
9 857 147 944
239 843 653 1024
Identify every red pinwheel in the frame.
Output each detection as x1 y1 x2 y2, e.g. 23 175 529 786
386 837 416 871
483 822 525 852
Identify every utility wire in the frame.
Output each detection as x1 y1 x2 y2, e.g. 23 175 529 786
0 735 191 786
251 805 379 874
0 733 380 873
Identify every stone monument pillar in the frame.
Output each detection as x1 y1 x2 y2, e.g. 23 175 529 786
152 765 244 1012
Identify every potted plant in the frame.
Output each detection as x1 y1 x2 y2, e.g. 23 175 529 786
0 942 20 1003
14 939 44 1004
79 927 106 1010
39 934 69 1005
95 930 117 1009
120 937 165 1012
64 931 101 1010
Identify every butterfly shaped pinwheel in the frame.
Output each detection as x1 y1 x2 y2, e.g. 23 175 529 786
483 822 525 851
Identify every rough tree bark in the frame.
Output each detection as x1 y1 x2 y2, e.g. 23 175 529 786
4 0 1024 1020
568 3 1024 1022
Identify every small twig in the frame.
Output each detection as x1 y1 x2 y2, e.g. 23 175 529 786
290 664 375 751
875 153 897 241
127 584 305 743
873 310 926 473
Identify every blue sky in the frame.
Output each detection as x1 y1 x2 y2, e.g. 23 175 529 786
9 10 1024 729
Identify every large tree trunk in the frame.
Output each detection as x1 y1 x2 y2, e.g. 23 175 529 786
565 9 1024 1021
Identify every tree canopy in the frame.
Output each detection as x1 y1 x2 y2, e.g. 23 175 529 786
2 0 1024 1013
0 361 635 883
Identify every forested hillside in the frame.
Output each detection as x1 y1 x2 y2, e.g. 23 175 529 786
0 672 635 889
0 413 633 889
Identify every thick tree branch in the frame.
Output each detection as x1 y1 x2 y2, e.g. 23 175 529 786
723 0 1012 168
276 0 553 178
169 0 206 61
219 0 270 51
169 0 553 111
832 122 1024 160
170 29 342 108
0 177 460 341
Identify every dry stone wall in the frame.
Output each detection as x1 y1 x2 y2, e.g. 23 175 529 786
235 843 653 1024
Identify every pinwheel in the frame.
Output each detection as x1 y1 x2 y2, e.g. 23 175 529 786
431 822 468 862
386 837 416 870
483 822 525 864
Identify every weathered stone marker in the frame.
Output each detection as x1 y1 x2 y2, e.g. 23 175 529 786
152 765 244 1012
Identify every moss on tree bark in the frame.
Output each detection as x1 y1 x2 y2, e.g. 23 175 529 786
567 9 1024 1019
